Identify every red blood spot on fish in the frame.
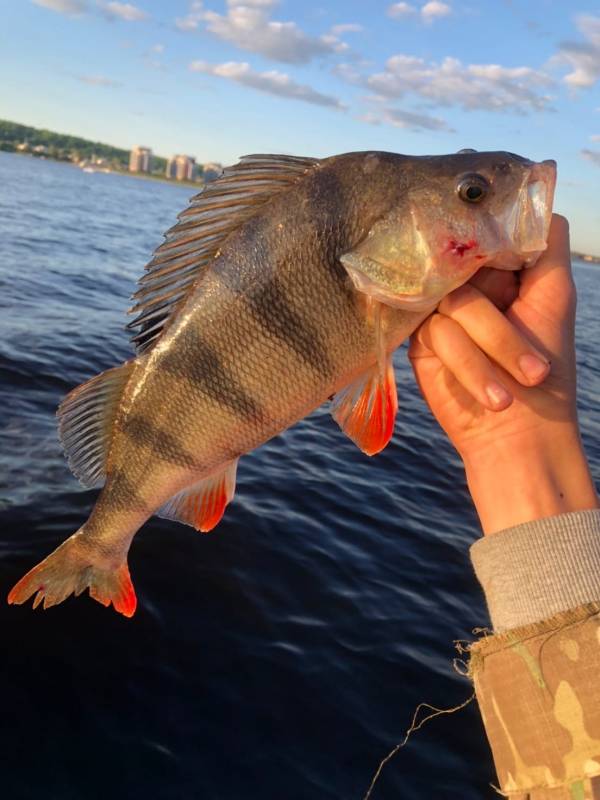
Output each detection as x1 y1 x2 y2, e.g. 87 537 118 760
446 239 478 257
476 255 487 260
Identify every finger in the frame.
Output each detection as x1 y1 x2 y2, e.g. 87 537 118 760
408 320 436 359
410 312 513 411
519 214 575 316
439 283 550 386
469 267 519 311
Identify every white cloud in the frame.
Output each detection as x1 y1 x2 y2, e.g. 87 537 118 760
590 134 600 142
361 106 451 132
367 54 553 112
199 3 349 64
76 74 122 86
421 1 451 22
330 23 363 35
189 60 344 108
32 0 88 14
228 0 277 6
332 62 363 84
387 3 416 17
151 43 164 53
101 1 147 21
175 0 203 30
555 15 600 88
582 149 600 166
387 2 450 22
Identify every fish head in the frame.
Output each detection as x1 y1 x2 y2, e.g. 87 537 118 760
341 151 557 311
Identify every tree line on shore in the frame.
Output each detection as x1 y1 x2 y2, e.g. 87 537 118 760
0 118 168 173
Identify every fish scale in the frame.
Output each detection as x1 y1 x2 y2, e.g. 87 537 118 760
8 149 556 616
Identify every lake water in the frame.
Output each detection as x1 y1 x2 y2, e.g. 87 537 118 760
0 151 598 799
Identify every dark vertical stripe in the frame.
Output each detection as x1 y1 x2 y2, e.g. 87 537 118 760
122 414 201 469
245 276 334 376
161 331 265 422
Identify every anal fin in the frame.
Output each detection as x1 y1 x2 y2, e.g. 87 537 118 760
157 460 238 532
331 358 398 456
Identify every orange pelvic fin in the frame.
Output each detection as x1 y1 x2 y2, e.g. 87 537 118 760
158 459 239 532
331 357 398 456
7 530 137 617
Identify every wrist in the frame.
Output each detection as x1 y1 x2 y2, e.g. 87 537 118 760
462 424 599 534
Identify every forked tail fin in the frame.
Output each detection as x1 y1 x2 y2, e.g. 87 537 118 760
7 529 137 617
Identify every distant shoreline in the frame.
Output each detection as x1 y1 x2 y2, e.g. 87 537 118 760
572 251 600 265
110 166 201 190
4 149 203 189
0 117 211 190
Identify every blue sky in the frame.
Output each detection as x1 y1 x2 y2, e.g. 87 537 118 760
3 0 600 252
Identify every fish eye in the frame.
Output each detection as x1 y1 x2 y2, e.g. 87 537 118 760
457 173 490 204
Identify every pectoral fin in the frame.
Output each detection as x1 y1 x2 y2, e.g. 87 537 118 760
331 357 398 456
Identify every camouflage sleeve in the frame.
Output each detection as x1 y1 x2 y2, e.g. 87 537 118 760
469 602 600 799
468 510 600 798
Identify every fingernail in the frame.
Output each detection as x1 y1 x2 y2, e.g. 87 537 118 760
518 354 549 382
485 381 511 409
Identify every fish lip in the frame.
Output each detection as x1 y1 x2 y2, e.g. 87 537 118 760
520 159 557 264
490 159 557 270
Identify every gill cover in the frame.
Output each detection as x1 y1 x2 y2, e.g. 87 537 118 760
340 198 484 312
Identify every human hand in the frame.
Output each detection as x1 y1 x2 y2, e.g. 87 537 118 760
408 214 599 534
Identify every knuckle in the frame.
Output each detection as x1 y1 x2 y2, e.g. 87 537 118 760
428 311 450 337
459 347 486 377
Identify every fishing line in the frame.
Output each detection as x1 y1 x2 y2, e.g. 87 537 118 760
362 691 475 800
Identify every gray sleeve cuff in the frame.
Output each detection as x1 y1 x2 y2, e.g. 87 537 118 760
470 509 600 632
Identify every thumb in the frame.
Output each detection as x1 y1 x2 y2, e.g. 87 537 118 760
518 214 575 317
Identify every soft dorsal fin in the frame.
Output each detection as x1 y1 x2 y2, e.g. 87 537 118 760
127 154 320 353
57 361 135 488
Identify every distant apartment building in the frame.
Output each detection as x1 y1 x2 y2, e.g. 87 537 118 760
202 162 222 182
165 157 177 179
129 146 153 173
166 154 197 181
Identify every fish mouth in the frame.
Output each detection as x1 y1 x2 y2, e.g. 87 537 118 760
520 159 557 264
486 159 557 270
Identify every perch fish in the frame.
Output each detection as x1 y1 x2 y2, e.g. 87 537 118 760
8 150 556 616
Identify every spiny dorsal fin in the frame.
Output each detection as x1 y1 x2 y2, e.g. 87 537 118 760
57 361 135 488
127 154 320 354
